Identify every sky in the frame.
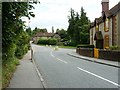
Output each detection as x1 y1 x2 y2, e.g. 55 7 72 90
22 0 120 32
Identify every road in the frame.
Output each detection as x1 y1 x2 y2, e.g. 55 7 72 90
32 44 119 88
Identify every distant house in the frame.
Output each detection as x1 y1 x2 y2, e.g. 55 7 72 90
32 32 60 43
90 0 120 49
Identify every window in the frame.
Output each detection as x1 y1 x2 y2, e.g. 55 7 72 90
104 35 109 49
95 24 99 32
104 18 109 32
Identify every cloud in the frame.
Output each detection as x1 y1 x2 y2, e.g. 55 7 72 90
29 0 120 32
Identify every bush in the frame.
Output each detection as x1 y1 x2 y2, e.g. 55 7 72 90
48 38 57 45
15 44 29 59
2 58 19 88
2 43 16 64
37 38 57 45
37 38 49 45
57 42 63 46
63 41 76 46
77 45 94 48
109 46 120 50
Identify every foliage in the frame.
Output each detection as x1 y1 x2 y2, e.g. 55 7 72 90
2 1 39 88
56 28 68 41
48 38 57 45
2 2 35 63
67 7 90 46
32 27 48 36
109 46 120 50
15 31 29 59
57 42 63 46
63 40 77 46
59 45 76 49
77 45 94 48
26 27 32 37
37 38 49 45
37 38 57 45
2 58 19 88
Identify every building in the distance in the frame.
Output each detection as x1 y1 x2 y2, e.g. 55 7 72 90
32 32 60 43
90 0 120 49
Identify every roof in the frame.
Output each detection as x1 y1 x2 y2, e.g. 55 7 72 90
34 32 55 37
90 2 120 28
102 0 109 2
109 2 120 17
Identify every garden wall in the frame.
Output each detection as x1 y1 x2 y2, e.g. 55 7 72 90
76 48 120 62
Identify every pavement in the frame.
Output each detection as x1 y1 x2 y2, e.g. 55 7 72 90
7 50 44 88
68 51 120 68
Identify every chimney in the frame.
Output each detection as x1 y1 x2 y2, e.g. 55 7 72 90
101 0 109 16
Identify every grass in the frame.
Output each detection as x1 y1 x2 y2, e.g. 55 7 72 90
37 44 77 49
2 58 19 89
58 46 76 49
0 67 2 90
0 52 1 90
37 44 46 46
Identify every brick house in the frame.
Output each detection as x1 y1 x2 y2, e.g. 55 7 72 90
90 0 120 49
32 32 60 43
32 32 54 43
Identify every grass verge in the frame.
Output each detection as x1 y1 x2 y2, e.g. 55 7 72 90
59 46 76 49
2 58 19 89
37 44 46 46
0 67 2 90
37 44 76 49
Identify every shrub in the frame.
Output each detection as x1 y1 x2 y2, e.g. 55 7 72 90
57 42 63 46
37 38 57 45
63 41 76 46
48 38 57 45
77 44 94 48
2 58 19 88
109 46 120 50
37 38 49 45
2 43 16 64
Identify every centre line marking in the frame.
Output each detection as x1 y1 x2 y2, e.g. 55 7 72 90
50 51 68 64
50 51 55 57
77 67 120 87
57 58 68 64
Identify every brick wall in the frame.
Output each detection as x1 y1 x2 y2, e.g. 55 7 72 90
76 48 120 62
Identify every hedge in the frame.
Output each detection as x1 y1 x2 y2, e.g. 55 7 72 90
37 38 57 45
77 45 94 48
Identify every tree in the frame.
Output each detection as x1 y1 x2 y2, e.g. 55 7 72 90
15 31 29 59
56 28 68 42
52 26 54 33
67 7 90 46
74 12 80 45
79 7 90 44
26 27 32 37
67 8 75 40
2 2 38 63
2 1 40 88
32 27 48 36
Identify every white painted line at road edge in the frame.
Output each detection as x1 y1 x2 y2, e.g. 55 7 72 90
50 51 68 64
77 67 120 87
32 58 47 88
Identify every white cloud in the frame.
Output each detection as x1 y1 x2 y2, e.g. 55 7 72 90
29 0 120 32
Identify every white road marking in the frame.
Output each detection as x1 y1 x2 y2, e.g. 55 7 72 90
56 58 68 64
50 51 55 58
50 51 68 64
77 67 120 87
